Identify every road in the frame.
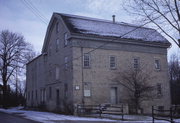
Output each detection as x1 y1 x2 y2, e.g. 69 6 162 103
0 112 41 123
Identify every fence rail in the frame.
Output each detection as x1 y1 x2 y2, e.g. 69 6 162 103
77 104 124 120
152 105 180 123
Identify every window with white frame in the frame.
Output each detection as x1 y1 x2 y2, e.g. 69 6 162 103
55 66 60 80
56 22 59 33
133 58 139 69
83 53 90 68
155 59 160 70
64 56 68 69
56 38 60 52
64 33 68 47
110 56 116 69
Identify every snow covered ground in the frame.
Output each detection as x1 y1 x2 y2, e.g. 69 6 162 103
0 107 179 123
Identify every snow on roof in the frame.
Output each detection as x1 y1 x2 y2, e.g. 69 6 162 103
60 13 168 43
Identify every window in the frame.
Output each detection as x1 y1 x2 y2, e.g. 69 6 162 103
28 92 30 100
35 90 37 99
157 83 162 96
84 82 91 97
134 58 139 69
56 39 60 52
155 59 160 70
83 53 90 68
158 106 164 112
64 83 68 98
55 66 60 80
49 87 52 99
64 33 68 47
56 22 59 33
31 91 33 101
64 57 68 69
110 56 116 69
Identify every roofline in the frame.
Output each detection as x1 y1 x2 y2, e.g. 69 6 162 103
26 54 43 65
70 33 171 48
55 12 156 31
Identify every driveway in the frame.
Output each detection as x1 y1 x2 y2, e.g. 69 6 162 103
0 111 41 123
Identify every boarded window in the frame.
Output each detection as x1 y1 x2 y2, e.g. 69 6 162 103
84 82 91 97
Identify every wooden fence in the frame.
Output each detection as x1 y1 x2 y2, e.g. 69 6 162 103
77 104 124 120
152 105 180 123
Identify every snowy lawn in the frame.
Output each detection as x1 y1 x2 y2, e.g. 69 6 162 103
0 107 180 123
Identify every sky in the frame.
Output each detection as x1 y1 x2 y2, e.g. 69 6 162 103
0 0 179 58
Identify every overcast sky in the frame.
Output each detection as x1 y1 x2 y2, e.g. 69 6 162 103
0 0 179 57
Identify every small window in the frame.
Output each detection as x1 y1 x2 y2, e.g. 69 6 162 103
56 39 60 52
110 56 116 69
56 22 59 33
64 57 68 69
55 66 60 80
134 58 139 69
64 84 68 98
158 106 164 112
83 53 90 68
32 90 34 101
64 33 68 47
157 83 162 96
49 87 52 99
155 59 160 70
35 90 37 99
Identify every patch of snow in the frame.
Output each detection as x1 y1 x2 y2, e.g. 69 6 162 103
0 107 179 123
0 107 114 123
67 17 167 42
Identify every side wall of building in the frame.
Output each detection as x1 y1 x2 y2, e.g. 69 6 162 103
26 16 74 112
72 39 171 114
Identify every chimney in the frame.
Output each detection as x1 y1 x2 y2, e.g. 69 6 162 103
112 15 115 23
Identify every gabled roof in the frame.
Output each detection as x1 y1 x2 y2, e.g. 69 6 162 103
58 13 169 43
42 13 170 53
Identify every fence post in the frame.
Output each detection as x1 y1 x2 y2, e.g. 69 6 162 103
122 104 124 120
170 107 173 123
152 106 154 123
99 104 102 118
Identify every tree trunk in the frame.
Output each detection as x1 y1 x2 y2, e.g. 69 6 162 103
2 82 8 108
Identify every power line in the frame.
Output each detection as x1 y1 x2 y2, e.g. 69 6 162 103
20 0 48 25
24 0 49 21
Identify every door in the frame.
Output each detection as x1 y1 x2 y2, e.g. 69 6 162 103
110 87 117 104
56 89 60 105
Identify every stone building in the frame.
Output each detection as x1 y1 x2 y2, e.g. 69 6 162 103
26 13 171 114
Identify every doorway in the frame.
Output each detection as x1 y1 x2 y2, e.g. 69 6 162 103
110 87 117 104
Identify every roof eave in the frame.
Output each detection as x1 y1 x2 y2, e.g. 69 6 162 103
69 33 171 48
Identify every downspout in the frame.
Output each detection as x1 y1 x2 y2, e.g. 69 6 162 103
81 47 84 105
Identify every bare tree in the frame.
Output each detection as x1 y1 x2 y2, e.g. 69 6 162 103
0 30 34 108
169 53 180 105
123 0 180 47
113 66 155 114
